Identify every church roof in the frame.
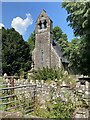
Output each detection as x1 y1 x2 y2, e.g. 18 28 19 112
52 40 69 63
52 40 62 57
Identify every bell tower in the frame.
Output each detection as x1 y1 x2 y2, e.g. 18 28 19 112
32 9 53 69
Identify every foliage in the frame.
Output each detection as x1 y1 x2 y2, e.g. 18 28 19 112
66 38 82 74
52 26 69 55
31 67 76 86
34 97 75 118
52 26 63 41
33 89 89 118
62 0 90 37
31 67 60 81
28 31 35 54
62 1 90 75
2 27 32 75
33 81 88 118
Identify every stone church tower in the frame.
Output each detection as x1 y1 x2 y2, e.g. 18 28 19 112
32 9 68 70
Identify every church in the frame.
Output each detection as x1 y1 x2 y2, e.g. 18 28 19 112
32 9 68 70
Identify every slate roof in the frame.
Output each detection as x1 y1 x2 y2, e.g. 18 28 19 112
52 40 69 63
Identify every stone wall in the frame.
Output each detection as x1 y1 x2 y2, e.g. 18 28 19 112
0 110 22 118
2 74 90 119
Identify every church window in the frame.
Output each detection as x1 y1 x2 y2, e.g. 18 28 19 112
41 15 44 17
43 20 47 28
38 20 47 29
38 21 42 29
41 49 44 62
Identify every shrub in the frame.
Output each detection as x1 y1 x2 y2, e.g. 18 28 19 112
33 97 75 119
31 67 76 87
31 67 65 81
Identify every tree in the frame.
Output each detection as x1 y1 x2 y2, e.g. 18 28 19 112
2 27 32 75
67 38 82 74
52 26 63 42
28 31 35 54
62 1 90 37
62 0 90 75
52 26 69 55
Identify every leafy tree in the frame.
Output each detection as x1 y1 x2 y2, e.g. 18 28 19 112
67 38 82 74
52 26 63 42
62 0 90 75
62 0 90 37
28 31 35 54
52 26 69 55
0 29 2 75
2 27 32 75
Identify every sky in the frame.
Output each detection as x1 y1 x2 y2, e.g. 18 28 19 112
1 2 75 41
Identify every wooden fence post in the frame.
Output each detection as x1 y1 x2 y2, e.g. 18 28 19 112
33 85 37 105
5 83 8 111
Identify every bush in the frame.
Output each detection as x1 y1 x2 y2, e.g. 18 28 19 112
33 97 75 119
31 67 76 87
31 67 64 81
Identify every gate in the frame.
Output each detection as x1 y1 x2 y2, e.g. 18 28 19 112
0 76 37 115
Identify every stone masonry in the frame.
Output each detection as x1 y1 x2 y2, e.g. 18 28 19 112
32 9 68 70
